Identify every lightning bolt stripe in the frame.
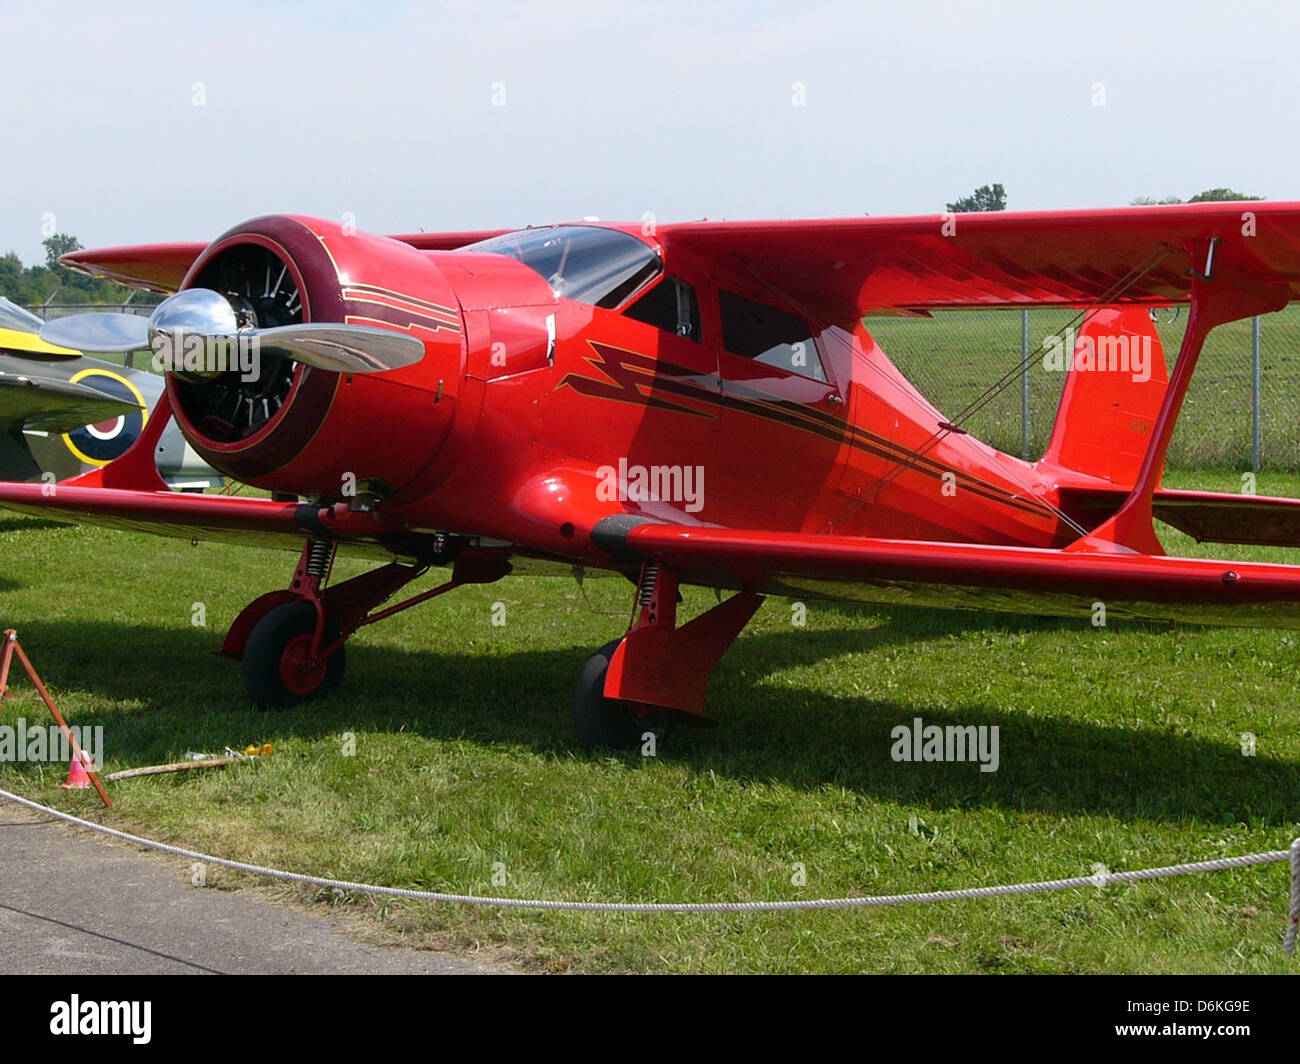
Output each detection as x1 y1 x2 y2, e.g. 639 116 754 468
560 341 1055 521
556 341 718 419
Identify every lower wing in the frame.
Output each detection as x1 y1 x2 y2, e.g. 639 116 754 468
0 482 427 561
1061 486 1300 549
7 481 1300 630
592 516 1300 629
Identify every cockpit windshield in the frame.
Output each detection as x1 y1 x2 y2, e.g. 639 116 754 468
460 225 661 308
0 296 44 334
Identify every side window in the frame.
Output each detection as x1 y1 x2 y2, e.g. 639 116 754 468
718 290 825 382
623 276 701 342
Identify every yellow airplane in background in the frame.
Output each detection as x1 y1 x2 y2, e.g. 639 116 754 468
0 296 220 487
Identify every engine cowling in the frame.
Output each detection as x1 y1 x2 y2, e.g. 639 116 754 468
168 215 466 498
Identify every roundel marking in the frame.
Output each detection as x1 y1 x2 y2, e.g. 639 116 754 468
60 368 149 467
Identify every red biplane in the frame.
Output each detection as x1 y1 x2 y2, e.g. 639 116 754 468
5 204 1300 747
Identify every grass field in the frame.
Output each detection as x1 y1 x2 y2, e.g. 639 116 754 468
2 470 1299 973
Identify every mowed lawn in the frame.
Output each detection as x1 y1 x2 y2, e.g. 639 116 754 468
2 470 1299 974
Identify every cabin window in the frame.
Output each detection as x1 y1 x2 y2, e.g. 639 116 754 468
718 290 825 381
623 276 701 342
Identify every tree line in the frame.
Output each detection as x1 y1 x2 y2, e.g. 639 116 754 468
0 234 159 308
946 185 1262 212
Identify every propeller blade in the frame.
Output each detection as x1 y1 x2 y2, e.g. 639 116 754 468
40 313 151 353
37 287 424 375
254 324 425 374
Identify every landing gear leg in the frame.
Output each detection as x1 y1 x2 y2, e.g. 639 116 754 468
573 564 762 750
222 540 511 711
573 640 675 750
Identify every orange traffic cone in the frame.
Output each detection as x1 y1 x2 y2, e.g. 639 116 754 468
61 750 95 790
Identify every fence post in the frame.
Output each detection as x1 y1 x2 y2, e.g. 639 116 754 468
1253 315 1262 472
1021 309 1030 460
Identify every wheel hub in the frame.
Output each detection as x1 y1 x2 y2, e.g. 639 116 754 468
279 633 327 695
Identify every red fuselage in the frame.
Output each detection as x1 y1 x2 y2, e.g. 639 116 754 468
168 215 1090 568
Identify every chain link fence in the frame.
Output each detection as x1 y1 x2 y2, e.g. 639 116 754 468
26 302 153 321
871 306 1300 472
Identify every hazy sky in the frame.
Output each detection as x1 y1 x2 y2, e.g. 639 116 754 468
2 0 1297 266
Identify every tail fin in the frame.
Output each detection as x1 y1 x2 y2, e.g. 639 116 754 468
1039 306 1168 486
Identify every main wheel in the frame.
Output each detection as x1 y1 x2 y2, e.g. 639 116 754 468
242 602 346 709
573 640 674 751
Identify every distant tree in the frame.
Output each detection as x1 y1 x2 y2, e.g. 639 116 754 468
42 232 82 269
0 253 22 293
1187 187 1263 202
946 183 1007 213
1131 188 1263 206
0 251 54 305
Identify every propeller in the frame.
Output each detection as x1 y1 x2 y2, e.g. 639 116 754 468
39 288 425 377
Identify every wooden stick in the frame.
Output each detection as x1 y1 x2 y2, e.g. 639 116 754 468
103 757 237 782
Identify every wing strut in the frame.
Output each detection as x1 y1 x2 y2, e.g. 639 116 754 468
1068 237 1291 555
852 244 1177 530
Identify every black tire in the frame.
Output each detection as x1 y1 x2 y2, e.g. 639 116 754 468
573 640 674 751
242 602 346 709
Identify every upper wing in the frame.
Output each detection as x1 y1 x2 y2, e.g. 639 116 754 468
61 229 512 293
58 242 211 293
61 204 1300 310
592 517 1300 630
659 202 1300 323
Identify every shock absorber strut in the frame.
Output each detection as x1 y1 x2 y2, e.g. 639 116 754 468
305 538 334 581
290 537 337 601
637 562 660 608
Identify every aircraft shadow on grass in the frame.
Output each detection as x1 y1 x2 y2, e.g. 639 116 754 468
6 615 1299 828
0 518 71 534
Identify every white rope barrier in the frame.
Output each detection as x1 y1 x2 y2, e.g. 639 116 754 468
3 786 1297 950
1285 838 1300 957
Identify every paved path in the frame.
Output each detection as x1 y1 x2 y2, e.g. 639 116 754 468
0 805 512 974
